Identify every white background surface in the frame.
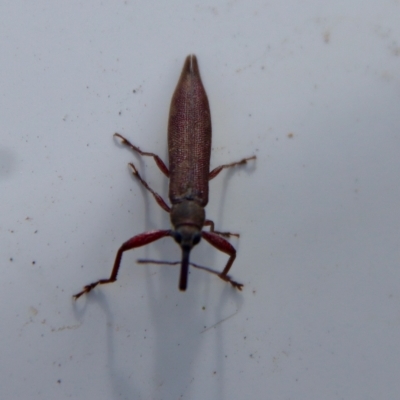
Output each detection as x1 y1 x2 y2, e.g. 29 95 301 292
1 1 400 399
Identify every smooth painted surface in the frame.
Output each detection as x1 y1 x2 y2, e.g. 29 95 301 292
1 1 400 399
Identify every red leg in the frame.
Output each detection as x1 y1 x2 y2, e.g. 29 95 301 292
114 133 170 177
209 155 256 180
128 163 171 213
201 231 243 290
73 230 172 299
204 219 239 238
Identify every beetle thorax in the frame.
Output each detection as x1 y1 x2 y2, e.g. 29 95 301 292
170 200 205 230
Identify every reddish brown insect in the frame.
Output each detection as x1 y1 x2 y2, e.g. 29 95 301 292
73 55 255 299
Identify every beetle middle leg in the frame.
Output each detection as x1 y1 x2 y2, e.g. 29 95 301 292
204 219 239 238
209 155 256 180
128 163 171 213
114 133 170 177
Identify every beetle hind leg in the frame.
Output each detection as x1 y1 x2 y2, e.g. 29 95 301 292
209 155 256 180
114 133 170 177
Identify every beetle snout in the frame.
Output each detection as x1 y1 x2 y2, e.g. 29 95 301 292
173 225 202 291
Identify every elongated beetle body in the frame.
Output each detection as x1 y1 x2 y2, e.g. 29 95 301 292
74 55 256 299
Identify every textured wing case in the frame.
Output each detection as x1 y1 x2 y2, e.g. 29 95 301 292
168 55 211 207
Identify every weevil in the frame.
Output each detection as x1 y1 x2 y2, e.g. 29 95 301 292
74 55 256 299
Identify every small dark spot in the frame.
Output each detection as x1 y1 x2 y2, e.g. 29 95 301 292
10 258 13 262
213 371 217 375
34 230 38 234
392 47 400 57
57 379 61 384
119 111 122 115
287 133 294 138
32 261 36 265
202 306 206 310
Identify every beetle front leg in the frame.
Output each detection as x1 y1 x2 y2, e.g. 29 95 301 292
201 231 243 290
204 219 239 238
73 229 172 299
